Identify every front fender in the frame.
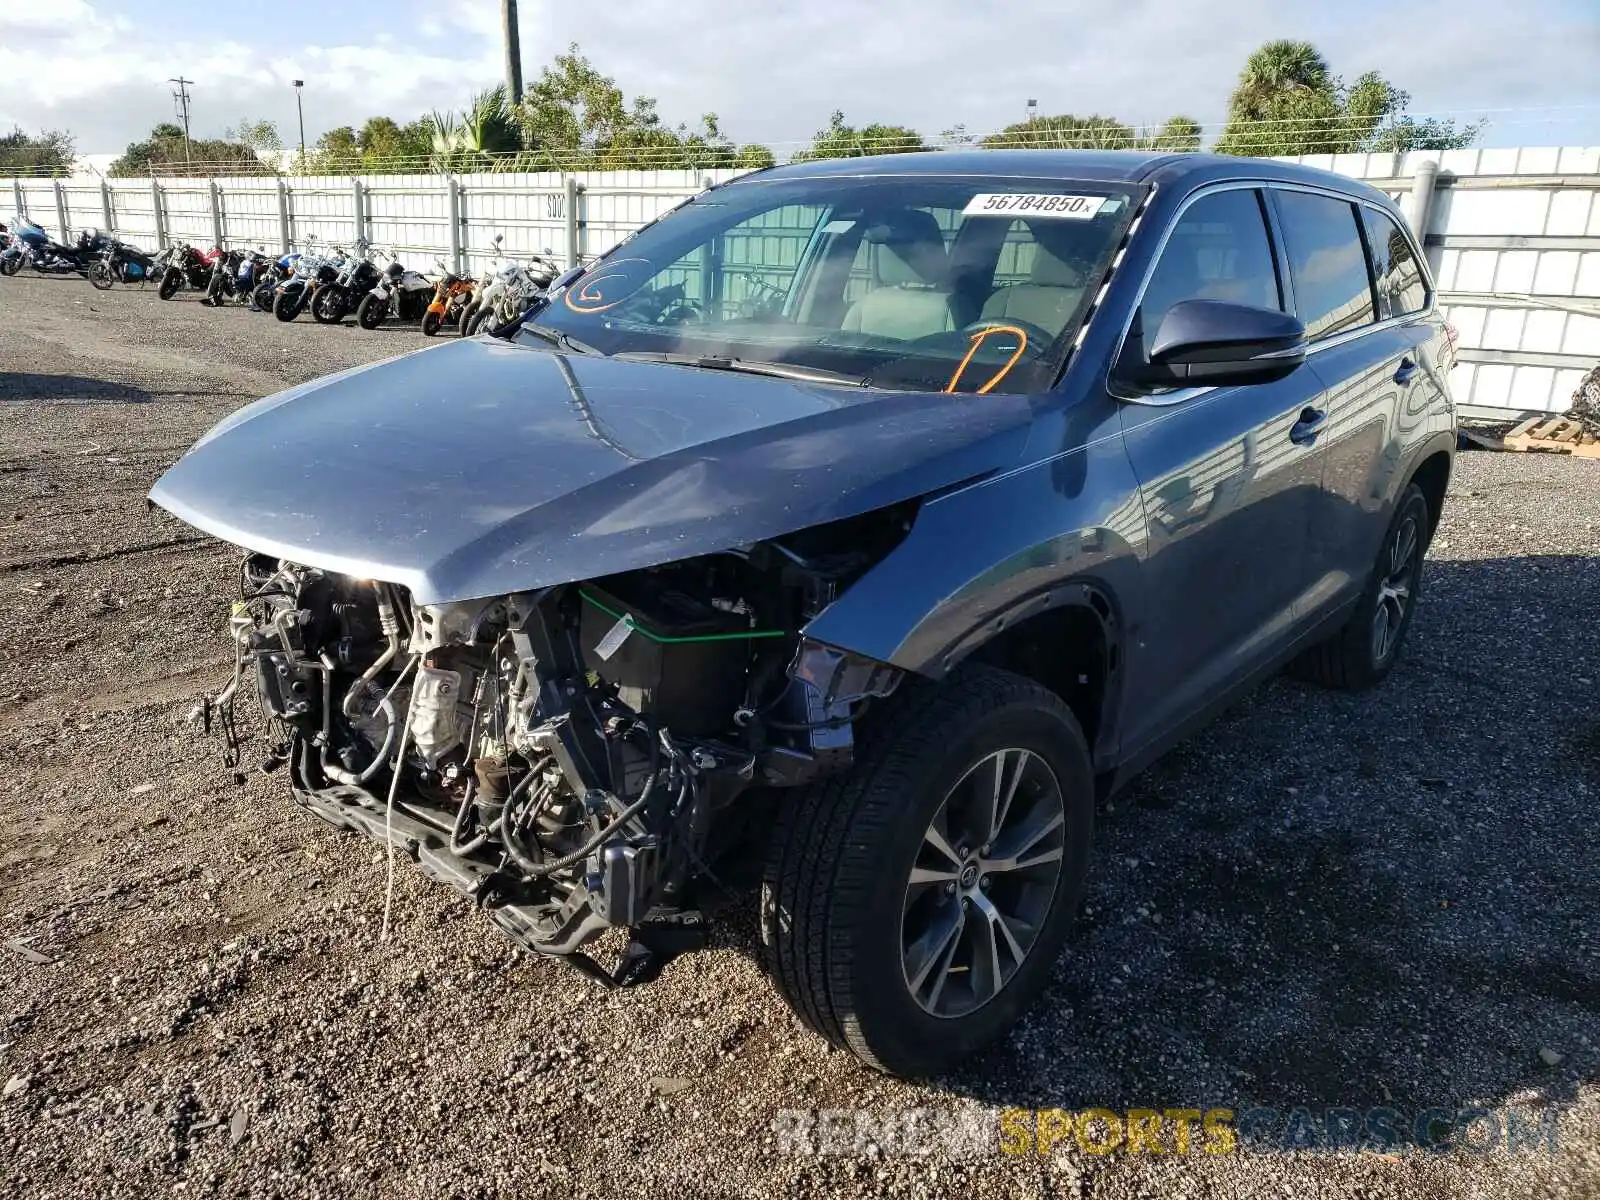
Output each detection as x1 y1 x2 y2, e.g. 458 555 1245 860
804 400 1146 679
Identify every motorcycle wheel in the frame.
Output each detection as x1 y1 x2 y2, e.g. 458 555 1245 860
355 293 387 330
250 282 277 312
465 307 494 337
158 268 183 300
421 310 444 337
0 255 19 278
455 302 477 336
311 288 346 324
273 289 304 322
89 262 115 291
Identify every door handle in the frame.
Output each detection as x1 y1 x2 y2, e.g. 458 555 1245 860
1394 358 1418 386
1289 407 1327 445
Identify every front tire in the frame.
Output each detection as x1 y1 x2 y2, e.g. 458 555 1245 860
89 262 114 290
421 310 444 337
273 288 305 322
355 292 387 330
1292 482 1431 690
760 665 1094 1078
311 288 347 324
157 267 182 300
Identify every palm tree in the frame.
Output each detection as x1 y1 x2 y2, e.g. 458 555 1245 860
1233 40 1332 119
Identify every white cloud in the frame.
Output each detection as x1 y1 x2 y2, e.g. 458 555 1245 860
0 0 1593 157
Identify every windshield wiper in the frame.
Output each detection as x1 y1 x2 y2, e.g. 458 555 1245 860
517 322 603 356
610 352 866 386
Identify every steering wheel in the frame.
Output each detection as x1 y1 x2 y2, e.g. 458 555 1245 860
655 296 704 326
959 319 1057 351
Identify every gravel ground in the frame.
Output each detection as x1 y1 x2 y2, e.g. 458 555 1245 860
0 272 1596 1199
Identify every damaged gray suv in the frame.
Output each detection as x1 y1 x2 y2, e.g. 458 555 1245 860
152 150 1456 1077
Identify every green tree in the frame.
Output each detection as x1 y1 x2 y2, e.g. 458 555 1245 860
794 111 927 160
109 124 265 177
1216 40 1479 156
514 46 774 169
357 116 431 169
0 127 75 176
310 126 362 174
980 114 1138 150
1141 115 1202 152
224 118 282 156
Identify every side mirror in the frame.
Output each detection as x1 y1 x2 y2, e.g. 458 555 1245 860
1133 299 1306 389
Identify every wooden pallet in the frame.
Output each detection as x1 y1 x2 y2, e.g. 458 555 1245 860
1502 416 1600 459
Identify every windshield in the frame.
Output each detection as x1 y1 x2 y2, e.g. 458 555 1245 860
520 174 1140 393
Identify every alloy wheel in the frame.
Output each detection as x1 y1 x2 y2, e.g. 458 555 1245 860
1370 511 1419 665
900 747 1067 1019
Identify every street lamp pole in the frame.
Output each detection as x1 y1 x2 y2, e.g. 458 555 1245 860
293 80 306 168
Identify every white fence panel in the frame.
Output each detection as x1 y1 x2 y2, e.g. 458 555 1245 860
5 152 1598 417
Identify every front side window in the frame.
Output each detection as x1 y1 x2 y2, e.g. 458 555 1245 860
1360 207 1428 319
1135 188 1283 362
1275 190 1375 339
525 177 1139 394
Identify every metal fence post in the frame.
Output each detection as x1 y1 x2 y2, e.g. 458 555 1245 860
11 178 22 219
276 178 291 254
564 175 581 269
208 178 224 247
351 177 365 245
151 177 166 247
100 179 114 236
1406 158 1440 254
446 175 462 273
53 180 69 241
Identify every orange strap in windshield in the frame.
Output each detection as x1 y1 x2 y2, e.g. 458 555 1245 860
944 325 1028 395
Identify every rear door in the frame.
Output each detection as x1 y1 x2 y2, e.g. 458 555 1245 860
1268 189 1438 623
1115 185 1328 752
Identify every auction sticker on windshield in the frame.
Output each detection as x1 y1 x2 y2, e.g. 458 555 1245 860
963 193 1106 218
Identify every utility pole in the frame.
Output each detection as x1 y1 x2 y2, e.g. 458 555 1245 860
502 0 523 103
293 80 306 169
170 76 194 163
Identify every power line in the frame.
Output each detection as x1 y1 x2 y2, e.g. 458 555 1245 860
169 77 194 164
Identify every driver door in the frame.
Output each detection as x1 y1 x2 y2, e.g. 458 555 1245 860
1114 186 1329 755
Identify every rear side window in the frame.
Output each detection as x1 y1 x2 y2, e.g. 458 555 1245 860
1136 188 1282 360
1274 191 1375 339
1360 207 1428 318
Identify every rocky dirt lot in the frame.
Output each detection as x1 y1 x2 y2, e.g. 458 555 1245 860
0 272 1595 1199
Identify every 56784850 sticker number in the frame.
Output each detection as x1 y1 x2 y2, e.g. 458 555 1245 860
962 193 1106 219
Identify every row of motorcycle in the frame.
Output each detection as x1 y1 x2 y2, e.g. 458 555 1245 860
1 217 564 337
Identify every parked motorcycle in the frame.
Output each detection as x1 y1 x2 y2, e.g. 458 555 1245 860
1 219 111 276
158 243 223 300
453 235 506 337
273 246 342 322
463 254 560 337
354 257 435 329
421 261 475 336
311 241 384 324
249 252 301 311
202 248 272 307
87 239 159 290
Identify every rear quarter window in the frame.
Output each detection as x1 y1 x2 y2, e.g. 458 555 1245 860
1360 207 1429 319
1274 190 1375 339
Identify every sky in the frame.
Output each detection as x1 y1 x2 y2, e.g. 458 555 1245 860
0 0 1596 159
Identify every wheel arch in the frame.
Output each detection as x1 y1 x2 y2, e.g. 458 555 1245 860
930 582 1125 769
1408 446 1452 536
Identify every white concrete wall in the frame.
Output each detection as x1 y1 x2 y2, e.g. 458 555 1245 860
1278 146 1600 417
8 152 1599 417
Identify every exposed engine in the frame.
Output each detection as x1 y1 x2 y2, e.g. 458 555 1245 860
208 513 909 984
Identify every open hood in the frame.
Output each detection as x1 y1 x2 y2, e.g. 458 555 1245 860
150 337 1036 604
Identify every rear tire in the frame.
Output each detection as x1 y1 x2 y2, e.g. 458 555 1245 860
760 664 1094 1078
355 292 387 330
0 255 19 277
157 268 182 300
1292 482 1431 691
